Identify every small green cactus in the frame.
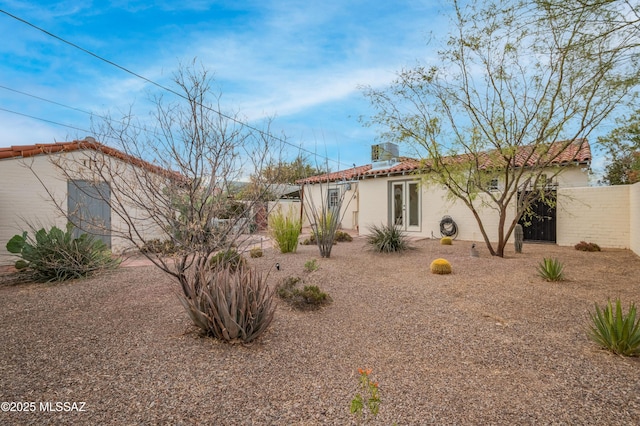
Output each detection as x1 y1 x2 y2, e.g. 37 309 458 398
514 224 524 253
440 237 452 245
430 258 452 274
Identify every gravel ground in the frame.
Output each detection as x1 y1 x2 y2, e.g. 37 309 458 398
1 236 639 425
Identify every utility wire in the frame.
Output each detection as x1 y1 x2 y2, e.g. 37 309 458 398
0 9 345 168
0 84 95 117
0 107 91 134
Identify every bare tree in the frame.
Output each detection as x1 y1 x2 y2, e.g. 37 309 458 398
42 63 284 293
363 0 639 257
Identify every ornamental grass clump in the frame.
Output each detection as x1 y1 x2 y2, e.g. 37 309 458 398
430 258 452 274
269 208 301 254
6 223 119 282
178 266 275 343
537 257 565 281
366 223 410 253
587 299 640 357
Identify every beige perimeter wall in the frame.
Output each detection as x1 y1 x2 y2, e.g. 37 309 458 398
631 182 640 255
556 185 631 249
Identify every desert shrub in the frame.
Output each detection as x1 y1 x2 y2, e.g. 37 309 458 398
304 259 319 272
6 223 119 282
440 236 452 245
334 230 353 242
430 258 452 274
140 238 178 254
209 249 247 272
178 266 275 342
536 257 565 281
269 208 301 253
575 241 601 252
301 238 312 246
277 276 332 310
249 247 263 258
587 299 640 356
366 223 410 253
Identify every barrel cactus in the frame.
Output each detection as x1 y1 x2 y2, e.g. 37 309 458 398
440 236 452 245
430 258 452 275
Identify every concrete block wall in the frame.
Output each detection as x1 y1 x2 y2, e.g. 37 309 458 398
630 182 640 255
557 185 631 249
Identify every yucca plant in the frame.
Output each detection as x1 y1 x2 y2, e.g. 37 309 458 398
6 223 119 282
269 208 301 254
366 223 410 253
588 299 640 356
178 266 276 343
536 257 565 281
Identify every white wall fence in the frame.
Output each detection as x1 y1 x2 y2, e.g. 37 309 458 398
557 182 639 255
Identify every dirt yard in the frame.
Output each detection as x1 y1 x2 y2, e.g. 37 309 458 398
1 237 639 425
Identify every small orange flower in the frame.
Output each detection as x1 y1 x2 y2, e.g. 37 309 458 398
371 381 379 388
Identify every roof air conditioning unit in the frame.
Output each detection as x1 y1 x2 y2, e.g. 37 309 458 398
371 143 399 161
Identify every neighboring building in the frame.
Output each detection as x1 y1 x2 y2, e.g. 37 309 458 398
0 138 176 264
297 140 592 244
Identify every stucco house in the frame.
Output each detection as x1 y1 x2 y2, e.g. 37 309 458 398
0 138 175 264
297 140 592 245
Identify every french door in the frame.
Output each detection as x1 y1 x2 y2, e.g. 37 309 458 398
391 181 420 231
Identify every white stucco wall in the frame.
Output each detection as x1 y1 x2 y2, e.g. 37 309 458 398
358 175 518 243
556 185 630 249
0 150 168 265
0 155 69 265
299 182 359 231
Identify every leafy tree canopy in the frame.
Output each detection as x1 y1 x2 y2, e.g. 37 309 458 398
598 109 640 185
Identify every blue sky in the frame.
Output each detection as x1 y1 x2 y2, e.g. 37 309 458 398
0 1 452 170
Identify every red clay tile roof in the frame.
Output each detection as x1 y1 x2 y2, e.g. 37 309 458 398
297 164 372 184
298 139 591 184
0 139 181 179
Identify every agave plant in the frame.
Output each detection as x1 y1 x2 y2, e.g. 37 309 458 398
536 257 565 281
588 299 640 357
366 223 410 253
178 266 276 343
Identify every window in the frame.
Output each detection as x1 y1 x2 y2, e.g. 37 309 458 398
328 188 339 209
489 178 499 191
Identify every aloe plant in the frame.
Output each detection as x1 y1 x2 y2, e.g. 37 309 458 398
588 299 640 356
178 266 275 342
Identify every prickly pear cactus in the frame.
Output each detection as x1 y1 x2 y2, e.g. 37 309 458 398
430 258 452 275
514 224 524 254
